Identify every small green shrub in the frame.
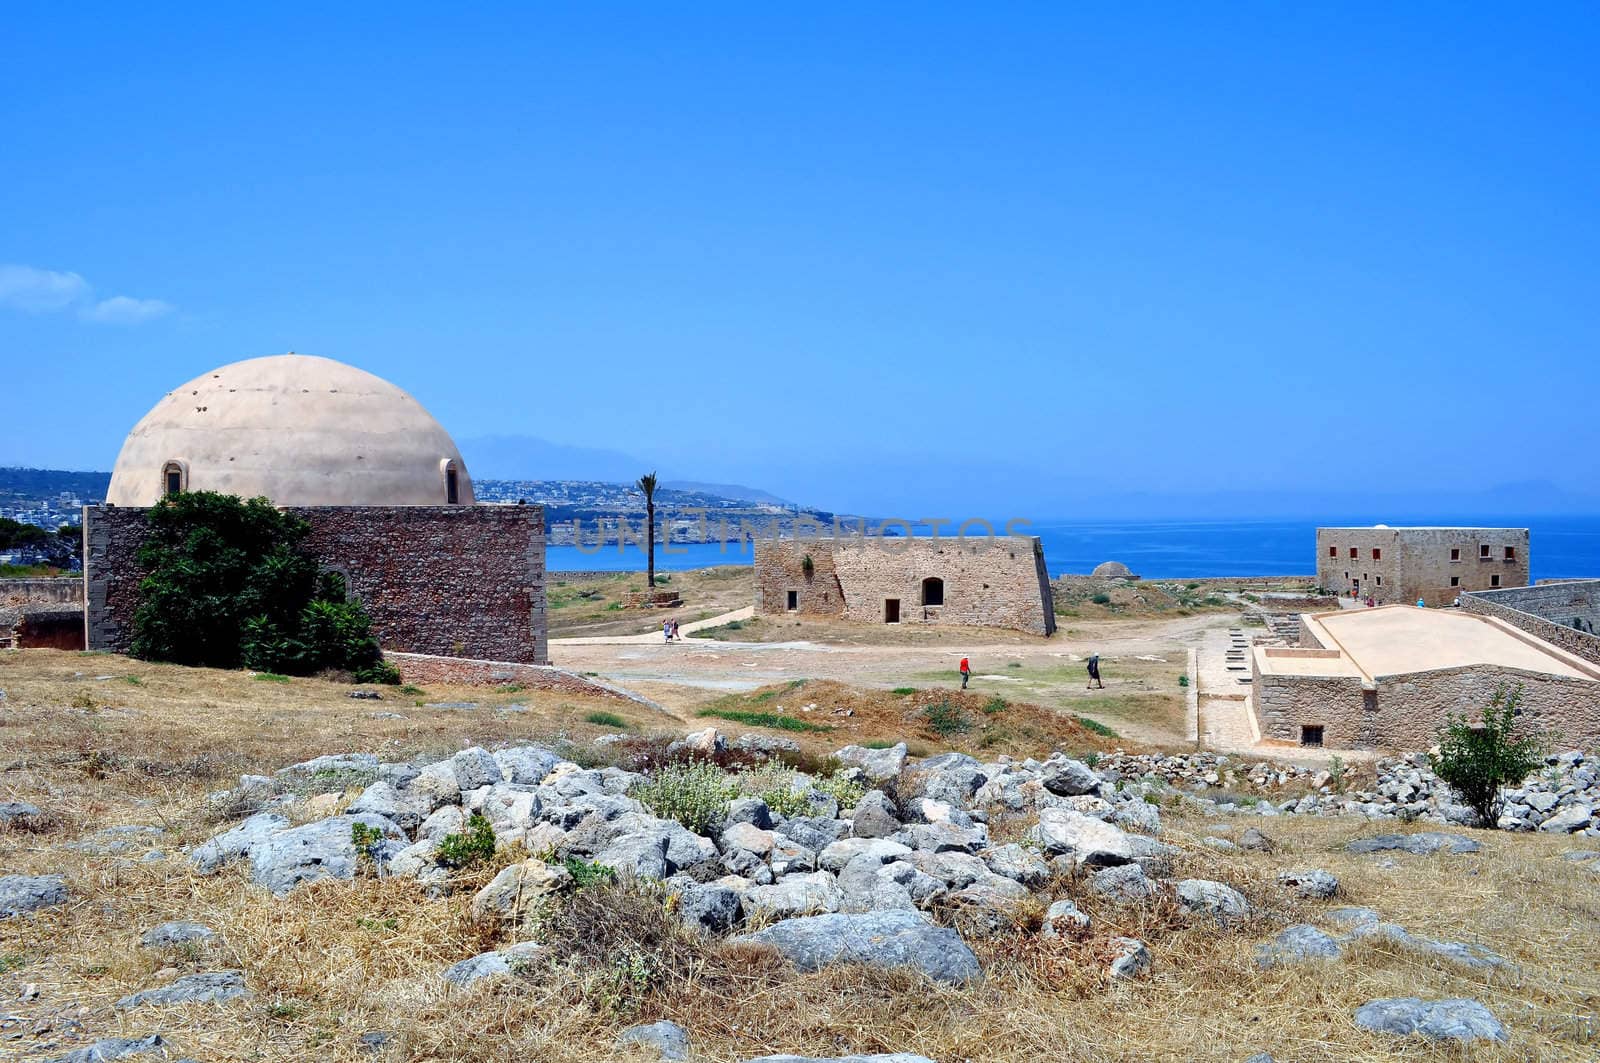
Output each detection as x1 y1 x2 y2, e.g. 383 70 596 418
436 813 497 868
1074 715 1117 738
816 773 866 810
922 699 973 737
123 675 143 686
1178 674 1190 687
1091 593 1112 605
399 684 424 696
253 672 290 684
635 761 739 835
1429 685 1546 827
563 857 617 889
696 708 832 733
891 687 917 695
861 739 898 750
1083 751 1100 768
982 696 1008 715
585 711 629 729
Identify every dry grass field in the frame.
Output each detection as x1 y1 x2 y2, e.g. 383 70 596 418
3 649 1598 1062
547 567 753 638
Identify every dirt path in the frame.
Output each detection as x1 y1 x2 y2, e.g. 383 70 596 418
551 606 756 646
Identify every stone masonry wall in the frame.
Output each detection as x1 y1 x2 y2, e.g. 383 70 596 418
1462 582 1600 667
1253 668 1367 747
84 504 547 664
1374 665 1600 751
1316 528 1529 607
0 578 84 608
753 536 1056 635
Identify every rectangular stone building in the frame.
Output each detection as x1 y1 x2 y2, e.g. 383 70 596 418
753 535 1056 635
1316 526 1530 607
1251 605 1600 751
83 504 548 664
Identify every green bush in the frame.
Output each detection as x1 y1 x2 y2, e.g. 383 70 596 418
982 696 1008 715
635 761 739 835
436 812 497 868
1091 593 1112 605
131 492 397 682
1429 685 1547 828
563 857 617 889
1074 715 1118 738
891 687 917 695
696 708 832 733
815 773 866 810
922 699 973 737
585 711 630 729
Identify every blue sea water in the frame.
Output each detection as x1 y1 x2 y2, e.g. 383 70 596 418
547 516 1600 582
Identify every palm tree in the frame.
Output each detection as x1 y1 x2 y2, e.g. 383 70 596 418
636 471 659 588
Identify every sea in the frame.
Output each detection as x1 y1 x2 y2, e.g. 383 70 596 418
547 516 1600 582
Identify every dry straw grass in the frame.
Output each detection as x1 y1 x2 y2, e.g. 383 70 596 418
3 649 1599 1060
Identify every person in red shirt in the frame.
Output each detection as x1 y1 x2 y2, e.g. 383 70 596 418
959 656 971 689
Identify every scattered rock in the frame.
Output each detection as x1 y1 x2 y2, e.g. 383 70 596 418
0 800 44 828
1175 878 1250 918
744 871 843 919
1040 898 1090 937
140 921 216 948
49 1035 169 1062
1238 827 1274 852
1346 832 1480 856
117 970 251 1008
0 873 68 918
1039 757 1100 796
736 910 981 984
1032 808 1133 866
248 814 404 895
1276 868 1338 899
1108 936 1152 979
1254 925 1341 968
1353 997 1507 1043
677 882 742 932
850 791 902 839
441 942 545 987
618 1019 690 1060
472 858 573 922
834 743 908 783
1092 863 1157 903
190 812 289 874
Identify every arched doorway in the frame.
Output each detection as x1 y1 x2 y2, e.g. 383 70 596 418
921 576 944 607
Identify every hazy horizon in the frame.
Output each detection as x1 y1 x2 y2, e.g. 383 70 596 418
5 8 1598 515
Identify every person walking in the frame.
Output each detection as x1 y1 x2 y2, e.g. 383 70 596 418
663 619 672 643
671 618 682 641
1087 653 1103 689
959 656 971 689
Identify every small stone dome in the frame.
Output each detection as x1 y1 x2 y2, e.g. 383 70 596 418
106 354 475 507
1091 561 1135 579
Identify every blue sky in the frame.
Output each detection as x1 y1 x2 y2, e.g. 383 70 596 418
3 4 1597 516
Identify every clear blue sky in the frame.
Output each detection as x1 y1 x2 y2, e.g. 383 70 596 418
4 4 1597 516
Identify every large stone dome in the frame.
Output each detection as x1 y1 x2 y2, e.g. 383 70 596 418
106 354 475 507
1091 560 1135 579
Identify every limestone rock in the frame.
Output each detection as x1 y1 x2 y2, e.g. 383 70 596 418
0 801 43 827
1175 879 1251 918
471 858 572 922
744 871 843 919
677 882 742 932
1254 925 1342 968
190 812 289 874
1033 808 1133 866
726 797 774 830
1107 936 1151 980
834 743 908 783
1353 997 1507 1043
441 942 544 987
1091 863 1157 903
48 1035 170 1062
737 909 981 984
850 791 902 839
820 837 912 874
1346 832 1480 856
1277 868 1339 899
140 921 216 948
1039 757 1101 797
618 1020 691 1060
493 745 562 784
116 970 251 1008
1538 803 1593 833
248 813 403 895
1040 898 1090 938
982 843 1049 888
0 873 68 919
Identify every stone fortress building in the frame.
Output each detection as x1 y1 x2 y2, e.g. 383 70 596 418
83 354 549 664
753 535 1056 635
1316 525 1530 606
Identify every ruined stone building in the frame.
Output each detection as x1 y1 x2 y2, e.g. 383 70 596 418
1463 580 1600 667
1316 526 1530 607
753 535 1056 635
83 354 548 664
1251 605 1600 752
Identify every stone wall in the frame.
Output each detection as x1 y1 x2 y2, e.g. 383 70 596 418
1374 665 1600 751
1 604 86 650
385 652 650 704
1252 667 1367 747
0 578 83 608
1316 527 1529 607
753 536 1056 635
84 504 547 664
1462 582 1600 667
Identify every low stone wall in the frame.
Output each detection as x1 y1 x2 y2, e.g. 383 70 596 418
85 504 547 664
0 577 83 608
1253 669 1367 747
384 651 656 706
1462 582 1600 667
1 603 86 650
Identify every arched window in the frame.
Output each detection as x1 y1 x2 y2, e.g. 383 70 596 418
440 459 461 504
162 461 186 496
921 576 944 607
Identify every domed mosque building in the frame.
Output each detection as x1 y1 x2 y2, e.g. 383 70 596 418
84 354 548 666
